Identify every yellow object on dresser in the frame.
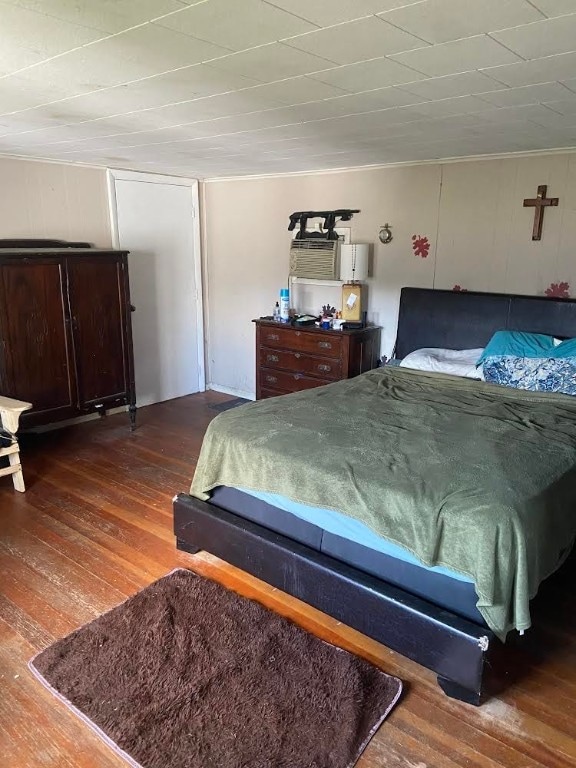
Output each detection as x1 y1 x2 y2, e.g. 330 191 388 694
341 283 367 322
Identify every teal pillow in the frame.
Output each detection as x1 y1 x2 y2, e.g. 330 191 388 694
477 331 576 364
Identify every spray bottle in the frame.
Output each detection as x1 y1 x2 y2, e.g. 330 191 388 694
279 288 290 323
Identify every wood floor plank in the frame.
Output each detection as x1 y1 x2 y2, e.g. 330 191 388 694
0 620 122 768
3 511 144 595
398 695 546 768
0 545 91 646
1 393 575 768
0 528 126 617
27 493 168 583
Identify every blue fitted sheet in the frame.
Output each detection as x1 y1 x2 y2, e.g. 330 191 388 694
237 487 473 584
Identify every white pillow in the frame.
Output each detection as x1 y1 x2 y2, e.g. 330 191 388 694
399 347 484 379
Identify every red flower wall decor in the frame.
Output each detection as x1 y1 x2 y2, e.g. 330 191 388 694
545 281 570 298
412 234 430 258
453 285 468 292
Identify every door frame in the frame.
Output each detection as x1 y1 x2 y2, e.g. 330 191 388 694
106 169 206 393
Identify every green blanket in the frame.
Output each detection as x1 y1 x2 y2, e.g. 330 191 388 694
191 367 576 639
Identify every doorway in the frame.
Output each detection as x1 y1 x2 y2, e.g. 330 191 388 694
107 171 204 407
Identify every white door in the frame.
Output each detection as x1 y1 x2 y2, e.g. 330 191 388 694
109 172 204 407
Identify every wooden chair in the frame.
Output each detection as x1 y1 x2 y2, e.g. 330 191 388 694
0 396 32 492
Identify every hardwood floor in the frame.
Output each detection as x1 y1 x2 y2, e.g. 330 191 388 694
1 392 575 768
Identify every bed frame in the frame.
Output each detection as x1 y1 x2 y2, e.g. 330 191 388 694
174 287 576 705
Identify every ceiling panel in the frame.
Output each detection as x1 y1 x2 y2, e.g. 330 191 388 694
390 36 522 78
544 98 576 115
241 77 348 105
476 82 574 107
380 0 543 45
1 0 192 34
326 87 428 114
0 116 163 146
82 24 233 73
307 57 427 91
119 88 287 128
0 0 575 178
515 106 576 129
0 3 106 76
9 26 232 93
19 67 264 121
397 71 506 100
561 77 576 94
528 0 576 17
481 52 576 88
0 73 83 113
0 108 92 134
283 16 427 64
396 94 496 119
155 0 318 50
491 14 576 60
255 1 423 26
192 108 323 134
257 99 359 122
473 103 566 126
206 42 336 82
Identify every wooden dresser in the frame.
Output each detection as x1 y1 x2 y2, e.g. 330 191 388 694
0 241 136 428
254 320 380 399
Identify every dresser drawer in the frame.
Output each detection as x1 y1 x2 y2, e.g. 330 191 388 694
259 325 343 358
254 319 381 401
259 367 330 393
259 347 342 380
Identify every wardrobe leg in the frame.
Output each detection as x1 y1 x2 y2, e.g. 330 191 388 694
129 404 137 431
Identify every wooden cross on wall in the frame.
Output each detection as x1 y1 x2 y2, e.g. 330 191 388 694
523 184 559 241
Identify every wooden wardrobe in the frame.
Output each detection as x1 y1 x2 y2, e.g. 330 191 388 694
0 240 136 429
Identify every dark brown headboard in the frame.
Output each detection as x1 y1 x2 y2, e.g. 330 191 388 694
394 287 576 359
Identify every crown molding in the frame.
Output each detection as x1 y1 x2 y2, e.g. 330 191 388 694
2 145 576 183
203 146 576 183
0 151 108 171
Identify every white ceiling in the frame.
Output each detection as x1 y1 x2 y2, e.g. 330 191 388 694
1 0 576 179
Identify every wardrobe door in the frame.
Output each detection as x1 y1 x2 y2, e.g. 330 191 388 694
66 255 129 409
0 258 77 419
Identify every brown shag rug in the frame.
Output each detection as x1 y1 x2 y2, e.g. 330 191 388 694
30 569 402 768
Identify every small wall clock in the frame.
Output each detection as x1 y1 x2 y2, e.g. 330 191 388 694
378 224 393 244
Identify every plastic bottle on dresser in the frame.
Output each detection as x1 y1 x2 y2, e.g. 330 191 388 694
279 288 290 322
273 301 280 321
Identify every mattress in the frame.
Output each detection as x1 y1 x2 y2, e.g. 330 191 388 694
209 485 486 625
194 366 576 639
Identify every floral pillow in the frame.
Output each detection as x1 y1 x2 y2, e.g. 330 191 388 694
482 355 576 396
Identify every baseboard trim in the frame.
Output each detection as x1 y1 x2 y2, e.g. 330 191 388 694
26 406 128 433
207 383 255 401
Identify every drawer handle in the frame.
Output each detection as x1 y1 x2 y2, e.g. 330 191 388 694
265 375 278 384
294 353 301 359
318 341 332 349
293 373 302 380
266 333 279 341
317 364 331 373
266 354 279 363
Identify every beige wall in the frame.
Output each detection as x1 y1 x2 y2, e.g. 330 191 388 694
0 157 112 247
203 152 576 398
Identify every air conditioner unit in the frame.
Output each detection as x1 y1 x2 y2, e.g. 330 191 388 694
289 239 339 280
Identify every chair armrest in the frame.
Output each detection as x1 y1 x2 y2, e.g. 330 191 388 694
0 396 32 413
0 397 32 433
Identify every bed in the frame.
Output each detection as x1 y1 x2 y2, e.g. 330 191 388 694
173 287 576 705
